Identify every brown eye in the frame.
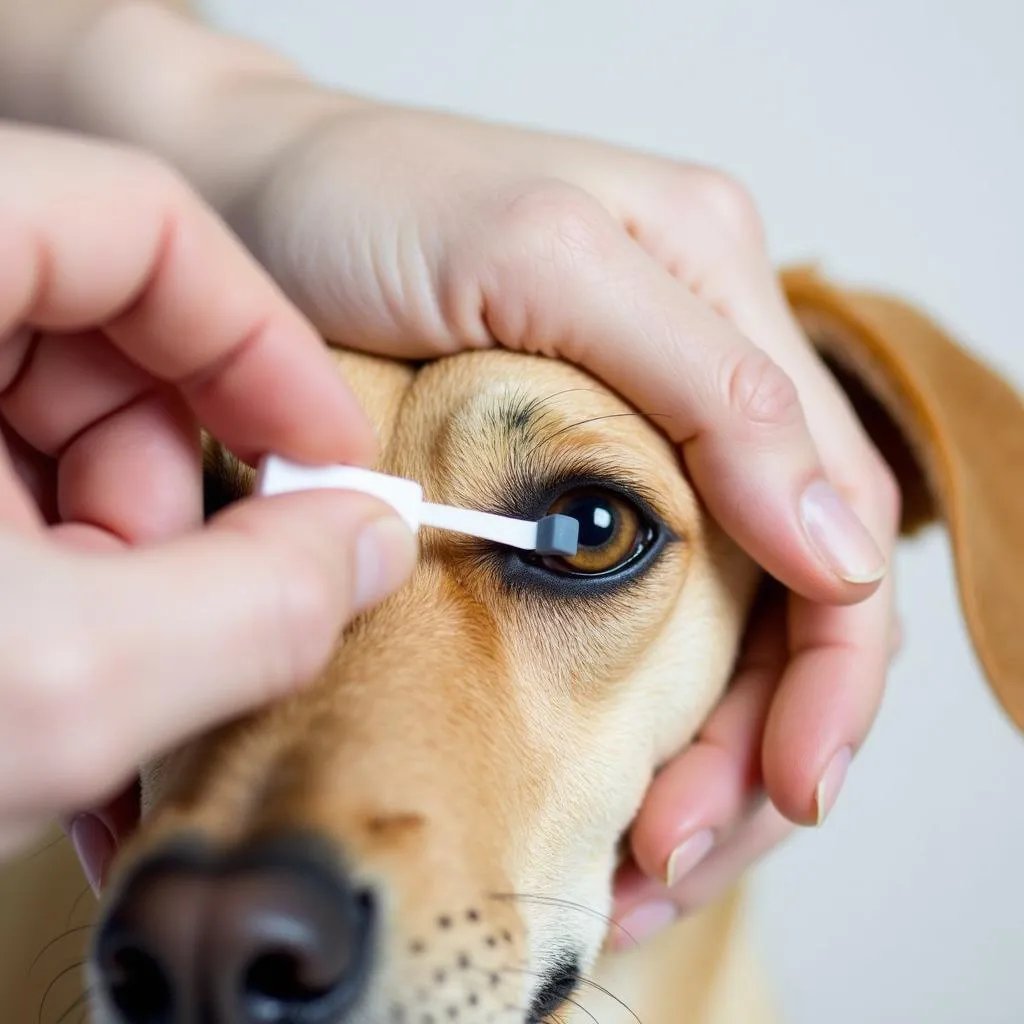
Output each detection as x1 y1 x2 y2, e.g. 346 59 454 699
543 488 647 575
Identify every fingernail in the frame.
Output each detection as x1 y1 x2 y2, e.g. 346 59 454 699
614 900 678 950
69 814 115 896
800 480 886 584
815 746 852 826
353 516 417 611
665 828 715 887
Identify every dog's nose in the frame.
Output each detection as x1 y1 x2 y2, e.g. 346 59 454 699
94 835 374 1024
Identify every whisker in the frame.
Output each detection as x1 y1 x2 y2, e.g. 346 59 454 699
52 984 94 1024
501 965 640 1024
559 992 602 1024
501 986 603 1024
524 412 671 461
66 883 96 928
28 924 94 976
570 975 642 1024
488 893 639 949
38 961 86 1024
24 832 69 864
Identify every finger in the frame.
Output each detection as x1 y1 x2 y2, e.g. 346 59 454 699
0 331 151 456
0 815 48 862
612 799 795 948
0 491 417 815
620 164 900 553
761 487 899 825
1 421 57 524
662 799 794 915
0 125 375 468
0 427 45 531
609 170 901 826
58 390 202 543
629 588 787 886
471 185 886 602
62 782 139 896
583 165 892 587
0 330 201 542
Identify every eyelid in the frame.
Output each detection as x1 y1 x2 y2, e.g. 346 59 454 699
493 469 678 544
483 476 678 599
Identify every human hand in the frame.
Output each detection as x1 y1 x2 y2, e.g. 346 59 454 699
212 101 900 939
0 125 416 873
46 1 899 929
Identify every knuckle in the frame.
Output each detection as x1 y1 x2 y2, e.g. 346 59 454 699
723 350 803 431
680 168 765 248
496 180 616 269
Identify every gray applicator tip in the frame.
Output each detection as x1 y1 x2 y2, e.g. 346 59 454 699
535 514 580 556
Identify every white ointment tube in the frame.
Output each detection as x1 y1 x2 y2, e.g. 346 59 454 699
256 457 580 557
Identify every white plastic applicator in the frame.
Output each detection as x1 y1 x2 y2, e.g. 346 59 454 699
256 456 580 557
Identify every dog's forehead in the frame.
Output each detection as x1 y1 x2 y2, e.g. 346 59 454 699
331 346 655 436
327 348 418 450
329 347 685 499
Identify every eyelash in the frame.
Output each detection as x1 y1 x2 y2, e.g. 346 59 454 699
486 475 675 599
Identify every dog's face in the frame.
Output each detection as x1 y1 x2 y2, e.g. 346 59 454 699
90 347 760 1024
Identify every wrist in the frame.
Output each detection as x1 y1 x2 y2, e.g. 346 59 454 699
57 1 369 211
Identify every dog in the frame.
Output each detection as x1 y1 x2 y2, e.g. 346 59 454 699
2 268 1021 1024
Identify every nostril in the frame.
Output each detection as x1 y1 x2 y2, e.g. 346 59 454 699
101 941 173 1024
245 949 333 1004
92 846 208 1024
238 887 376 1017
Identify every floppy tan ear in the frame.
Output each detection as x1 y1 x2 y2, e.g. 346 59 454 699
780 266 1024 733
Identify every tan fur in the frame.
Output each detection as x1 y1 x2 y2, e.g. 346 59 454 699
1 269 1019 1024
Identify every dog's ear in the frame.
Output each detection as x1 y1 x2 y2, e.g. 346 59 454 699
781 266 1024 732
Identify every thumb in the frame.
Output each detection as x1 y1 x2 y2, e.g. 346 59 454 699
35 492 416 800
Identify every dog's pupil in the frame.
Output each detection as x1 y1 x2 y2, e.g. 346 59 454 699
561 495 617 549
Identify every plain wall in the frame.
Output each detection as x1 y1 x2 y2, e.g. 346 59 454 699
200 3 1024 1021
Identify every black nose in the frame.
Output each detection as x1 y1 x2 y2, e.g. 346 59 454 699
93 834 374 1024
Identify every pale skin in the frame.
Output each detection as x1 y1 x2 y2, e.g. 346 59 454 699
0 0 899 943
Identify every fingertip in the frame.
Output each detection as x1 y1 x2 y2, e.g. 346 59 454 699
798 479 888 587
760 667 854 826
181 322 379 470
688 445 887 607
630 743 733 884
57 393 201 544
67 813 115 897
760 697 826 826
352 513 418 613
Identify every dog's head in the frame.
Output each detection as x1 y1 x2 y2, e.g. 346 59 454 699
88 270 1024 1024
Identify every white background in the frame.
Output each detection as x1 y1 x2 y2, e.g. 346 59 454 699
199 3 1024 1020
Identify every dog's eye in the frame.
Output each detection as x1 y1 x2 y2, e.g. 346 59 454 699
540 488 648 575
